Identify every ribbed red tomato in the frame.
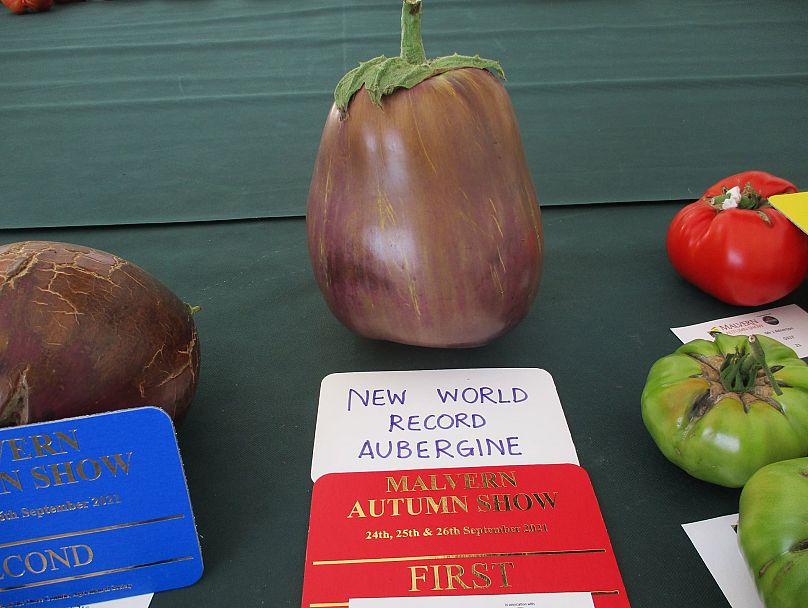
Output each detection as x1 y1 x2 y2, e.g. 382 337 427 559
667 171 808 306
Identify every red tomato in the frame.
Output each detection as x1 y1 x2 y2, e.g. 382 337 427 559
667 171 808 306
2 0 54 13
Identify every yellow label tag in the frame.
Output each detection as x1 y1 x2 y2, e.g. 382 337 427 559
770 192 808 235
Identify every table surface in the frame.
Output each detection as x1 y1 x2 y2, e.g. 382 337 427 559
5 201 805 607
2 0 807 226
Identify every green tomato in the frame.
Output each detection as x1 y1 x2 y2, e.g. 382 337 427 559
738 457 808 608
641 333 808 487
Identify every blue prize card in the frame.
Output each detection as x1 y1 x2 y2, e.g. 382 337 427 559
0 407 203 608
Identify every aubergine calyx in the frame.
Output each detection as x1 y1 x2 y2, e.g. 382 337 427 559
334 0 505 112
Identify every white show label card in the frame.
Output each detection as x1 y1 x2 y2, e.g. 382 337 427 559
350 592 595 607
311 368 579 481
83 595 153 608
682 513 764 608
671 304 808 358
682 514 763 608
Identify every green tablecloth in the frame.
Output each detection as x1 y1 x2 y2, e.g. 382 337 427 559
2 0 807 227
4 201 805 606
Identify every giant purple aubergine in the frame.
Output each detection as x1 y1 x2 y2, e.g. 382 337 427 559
306 0 543 348
0 241 200 427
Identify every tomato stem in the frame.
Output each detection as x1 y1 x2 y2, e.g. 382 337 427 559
709 182 770 212
716 336 783 396
401 0 427 65
749 335 783 396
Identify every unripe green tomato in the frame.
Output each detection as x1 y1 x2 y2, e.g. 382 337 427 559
641 333 808 487
738 457 808 608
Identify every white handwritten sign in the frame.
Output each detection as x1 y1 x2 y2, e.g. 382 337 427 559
311 368 579 481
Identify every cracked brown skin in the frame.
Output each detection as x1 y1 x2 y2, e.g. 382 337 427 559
0 241 200 427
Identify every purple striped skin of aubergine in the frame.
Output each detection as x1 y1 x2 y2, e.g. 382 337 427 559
306 2 543 348
0 241 200 427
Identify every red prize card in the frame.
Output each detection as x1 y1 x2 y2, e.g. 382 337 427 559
302 464 630 607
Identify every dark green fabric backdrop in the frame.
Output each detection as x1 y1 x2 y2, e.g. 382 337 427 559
2 0 807 228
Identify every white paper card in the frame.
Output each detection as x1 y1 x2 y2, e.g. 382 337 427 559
350 592 595 607
82 594 153 608
311 368 579 481
682 514 763 608
671 304 808 358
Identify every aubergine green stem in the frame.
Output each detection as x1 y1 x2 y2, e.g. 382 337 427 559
334 0 505 112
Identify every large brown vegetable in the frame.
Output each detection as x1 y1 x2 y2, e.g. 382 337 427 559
306 0 543 348
0 241 200 427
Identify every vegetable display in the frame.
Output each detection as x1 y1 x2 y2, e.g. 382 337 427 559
2 0 52 13
0 241 200 426
2 0 80 13
641 333 808 487
306 0 543 348
738 457 808 608
666 171 808 306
